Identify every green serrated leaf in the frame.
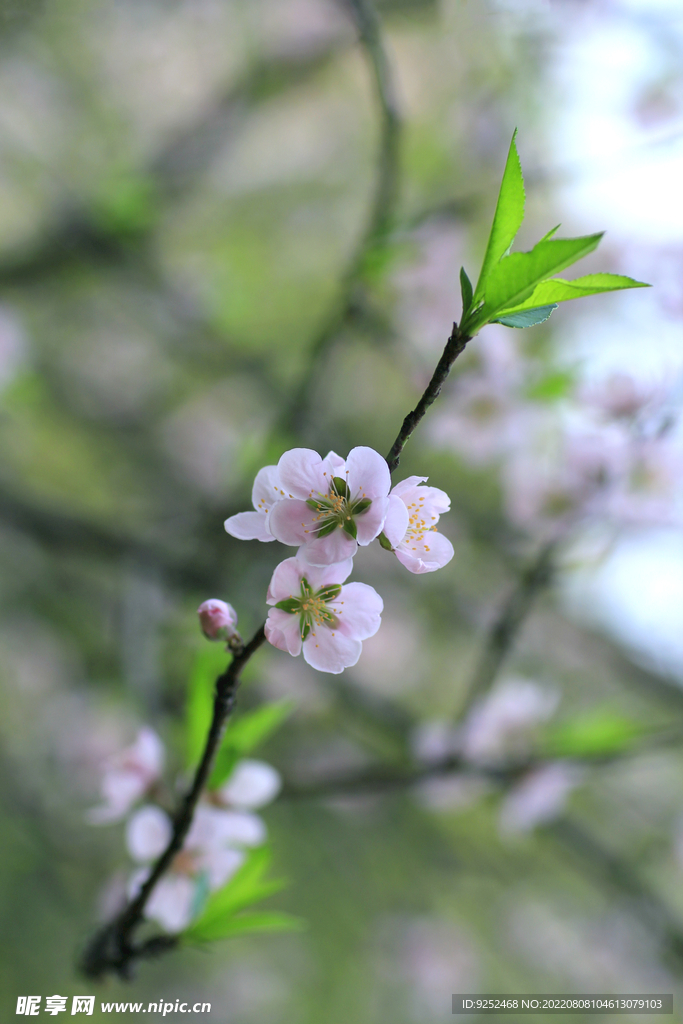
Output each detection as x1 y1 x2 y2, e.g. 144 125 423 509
484 233 604 314
186 645 230 769
459 266 473 316
493 272 650 316
492 304 558 328
472 129 525 304
184 911 304 943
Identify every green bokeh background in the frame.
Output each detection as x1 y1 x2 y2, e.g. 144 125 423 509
1 0 683 1021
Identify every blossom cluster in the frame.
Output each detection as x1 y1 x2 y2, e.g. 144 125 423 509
428 332 682 540
224 446 454 673
88 729 281 933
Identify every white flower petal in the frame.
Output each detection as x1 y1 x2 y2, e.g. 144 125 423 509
299 527 358 566
126 806 173 863
224 510 275 541
219 760 282 809
251 465 282 511
345 446 391 499
200 847 245 890
303 628 362 674
395 531 454 574
265 608 303 656
277 448 329 498
383 494 410 548
144 874 196 933
330 582 383 641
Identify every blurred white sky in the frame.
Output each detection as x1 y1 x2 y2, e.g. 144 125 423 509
546 0 683 678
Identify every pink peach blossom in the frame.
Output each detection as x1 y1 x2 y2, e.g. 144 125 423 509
383 476 454 574
265 554 383 673
268 447 390 565
87 728 164 824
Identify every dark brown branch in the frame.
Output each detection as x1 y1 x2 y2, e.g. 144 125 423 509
457 540 557 719
385 322 470 471
80 624 266 980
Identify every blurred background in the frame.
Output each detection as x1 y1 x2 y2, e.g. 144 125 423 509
1 0 683 1019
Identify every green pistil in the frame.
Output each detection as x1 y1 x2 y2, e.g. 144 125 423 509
275 580 342 640
305 478 373 539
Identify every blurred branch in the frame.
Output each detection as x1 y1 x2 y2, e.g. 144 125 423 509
279 0 403 432
457 540 558 719
80 624 266 980
0 41 347 288
549 816 683 972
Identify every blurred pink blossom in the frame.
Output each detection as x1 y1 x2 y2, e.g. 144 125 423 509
459 678 559 766
216 759 282 810
87 728 164 824
499 762 584 835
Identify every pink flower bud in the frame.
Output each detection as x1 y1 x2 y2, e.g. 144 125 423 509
197 599 238 641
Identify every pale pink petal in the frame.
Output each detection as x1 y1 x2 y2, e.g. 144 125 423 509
389 475 428 498
266 557 306 604
224 510 275 542
300 526 358 565
303 628 362 674
187 807 266 848
126 806 173 863
133 728 165 778
87 770 145 823
345 446 391 498
145 874 196 933
200 847 245 890
218 759 282 809
251 465 283 511
383 494 410 548
277 448 329 498
265 608 303 656
330 582 383 641
395 531 454 574
268 499 319 547
324 451 346 473
355 495 389 545
296 556 354 589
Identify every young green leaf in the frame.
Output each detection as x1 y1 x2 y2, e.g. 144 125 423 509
471 232 604 330
492 304 558 328
182 846 293 943
492 272 650 316
459 266 473 316
472 129 525 304
184 910 304 943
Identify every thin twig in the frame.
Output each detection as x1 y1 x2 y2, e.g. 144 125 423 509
385 322 470 471
80 625 266 980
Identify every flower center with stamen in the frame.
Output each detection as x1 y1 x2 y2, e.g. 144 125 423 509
305 476 372 540
275 578 342 640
